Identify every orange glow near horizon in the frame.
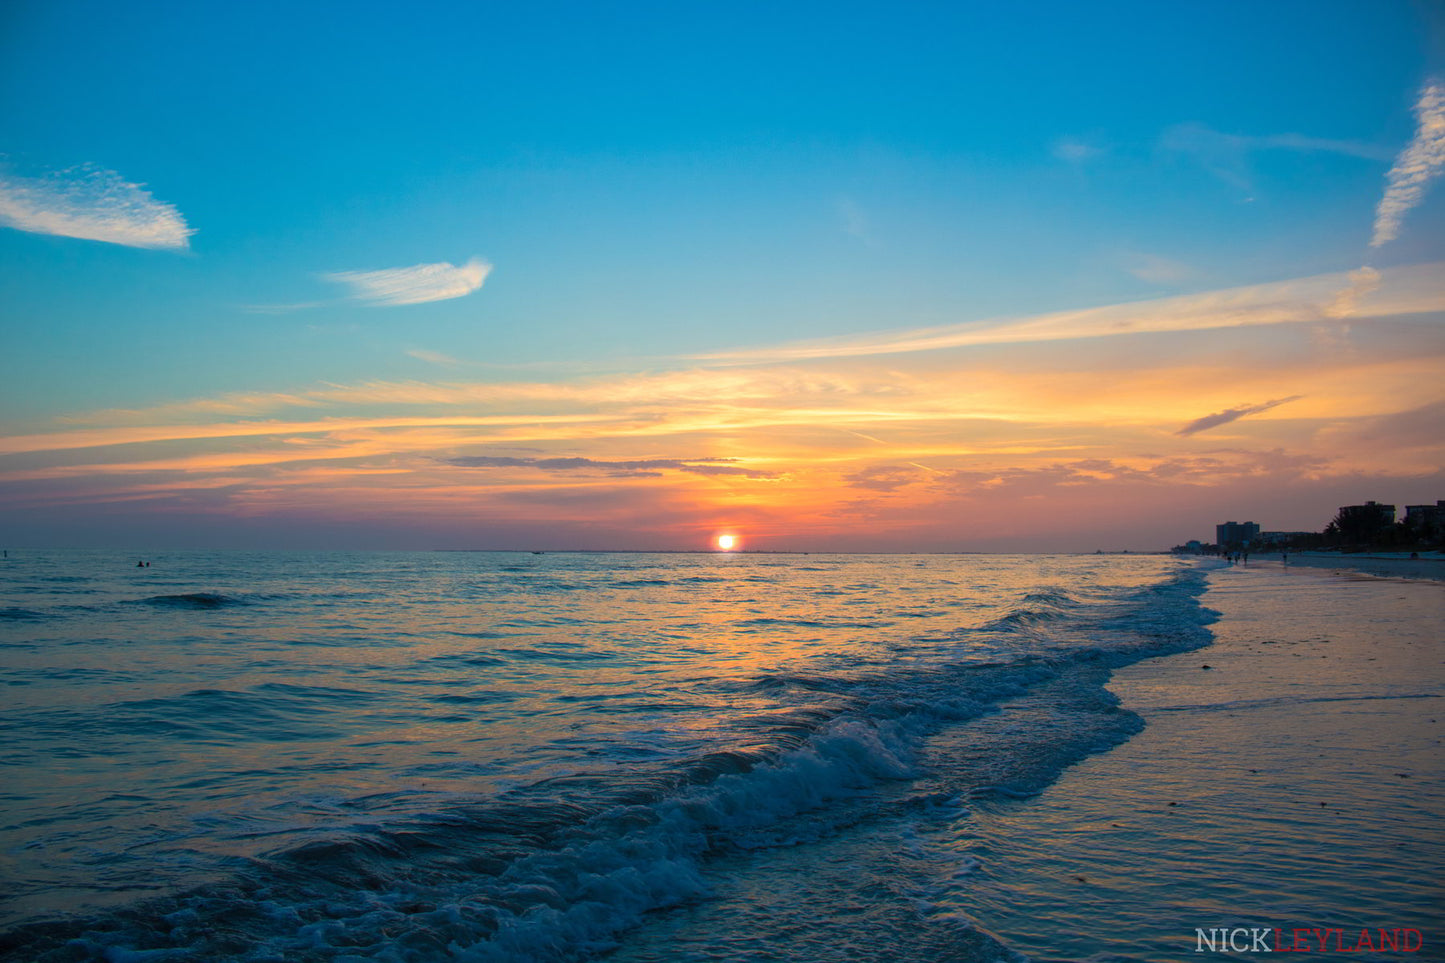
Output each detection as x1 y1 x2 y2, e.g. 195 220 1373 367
1 265 1442 552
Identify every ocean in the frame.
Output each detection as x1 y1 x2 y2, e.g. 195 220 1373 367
0 550 1261 960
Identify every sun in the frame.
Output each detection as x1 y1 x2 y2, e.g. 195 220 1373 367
715 534 739 551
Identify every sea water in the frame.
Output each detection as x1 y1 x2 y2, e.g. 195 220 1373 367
0 550 1218 961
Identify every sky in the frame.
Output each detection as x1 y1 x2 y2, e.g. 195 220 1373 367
1 0 1443 553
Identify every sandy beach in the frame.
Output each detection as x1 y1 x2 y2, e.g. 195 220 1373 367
1277 552 1445 582
935 559 1444 961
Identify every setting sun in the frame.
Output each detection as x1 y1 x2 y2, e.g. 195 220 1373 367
715 534 738 551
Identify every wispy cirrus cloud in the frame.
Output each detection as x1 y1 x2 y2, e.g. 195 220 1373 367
1162 122 1393 192
0 413 615 458
1370 78 1445 247
1123 252 1196 284
844 464 923 492
448 454 779 478
1323 266 1382 319
697 263 1445 363
0 164 193 250
1176 396 1304 437
323 258 492 306
1052 135 1107 164
407 348 465 366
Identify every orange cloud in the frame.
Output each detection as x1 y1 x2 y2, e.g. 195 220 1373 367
4 265 1442 549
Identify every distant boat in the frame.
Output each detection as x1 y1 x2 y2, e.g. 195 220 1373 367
531 551 545 555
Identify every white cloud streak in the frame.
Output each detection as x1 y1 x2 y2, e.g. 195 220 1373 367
1371 78 1445 247
1124 252 1196 284
1324 266 1381 319
1162 123 1394 193
0 164 193 250
695 263 1445 364
1052 136 1106 163
1253 132 1395 161
324 258 492 306
407 348 464 365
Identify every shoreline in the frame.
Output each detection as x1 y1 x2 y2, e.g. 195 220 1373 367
1278 550 1445 582
936 559 1444 960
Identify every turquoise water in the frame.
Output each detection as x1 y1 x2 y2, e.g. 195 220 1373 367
1 550 1216 961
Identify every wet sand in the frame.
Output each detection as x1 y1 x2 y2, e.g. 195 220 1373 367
937 561 1445 961
1273 551 1445 582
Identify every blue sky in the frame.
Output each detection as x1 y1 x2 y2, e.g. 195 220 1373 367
1 0 1442 550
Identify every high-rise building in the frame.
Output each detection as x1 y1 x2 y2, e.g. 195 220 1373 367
1404 500 1445 539
1215 521 1260 549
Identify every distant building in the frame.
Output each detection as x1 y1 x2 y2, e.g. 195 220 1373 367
1404 500 1445 539
1353 501 1395 524
1333 501 1395 543
1216 521 1260 550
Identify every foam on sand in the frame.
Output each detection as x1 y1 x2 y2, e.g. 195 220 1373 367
927 560 1444 960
